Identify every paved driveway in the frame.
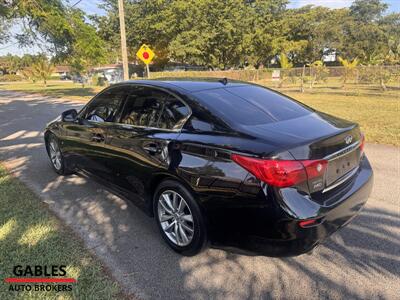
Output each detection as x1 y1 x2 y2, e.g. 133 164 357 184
0 90 399 299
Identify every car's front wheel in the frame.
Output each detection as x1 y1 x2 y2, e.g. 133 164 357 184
46 133 72 175
154 180 208 256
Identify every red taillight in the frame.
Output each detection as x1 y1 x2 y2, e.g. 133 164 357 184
301 159 328 179
298 219 317 228
359 133 365 155
231 154 327 188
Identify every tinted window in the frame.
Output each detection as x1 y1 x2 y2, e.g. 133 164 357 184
184 108 229 132
158 96 190 130
227 86 312 122
84 87 127 123
193 86 312 126
119 87 189 129
120 87 164 127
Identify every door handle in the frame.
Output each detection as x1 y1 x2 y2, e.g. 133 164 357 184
143 144 160 154
92 134 105 143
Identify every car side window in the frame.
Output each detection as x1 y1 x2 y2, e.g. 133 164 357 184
83 87 127 123
119 87 190 130
158 96 190 130
120 87 164 127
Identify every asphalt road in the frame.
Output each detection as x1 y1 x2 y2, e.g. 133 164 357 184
0 90 399 299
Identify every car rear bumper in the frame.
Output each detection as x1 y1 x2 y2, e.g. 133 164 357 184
210 156 373 257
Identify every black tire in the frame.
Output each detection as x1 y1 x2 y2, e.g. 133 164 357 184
45 133 73 175
153 180 208 256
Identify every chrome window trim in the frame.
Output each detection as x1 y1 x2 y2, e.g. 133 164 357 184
112 123 181 133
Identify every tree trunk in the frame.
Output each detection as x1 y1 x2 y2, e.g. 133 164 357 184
300 65 305 93
342 73 347 89
311 75 316 89
380 78 387 91
279 76 284 88
380 66 387 91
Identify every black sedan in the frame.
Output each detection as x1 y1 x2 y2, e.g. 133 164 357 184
44 78 373 256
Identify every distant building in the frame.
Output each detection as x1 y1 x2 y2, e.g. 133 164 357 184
91 63 144 83
322 48 337 63
53 66 71 78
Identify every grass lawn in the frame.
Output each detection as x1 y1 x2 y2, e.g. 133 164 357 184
0 81 102 102
285 91 399 146
0 165 123 299
0 80 398 146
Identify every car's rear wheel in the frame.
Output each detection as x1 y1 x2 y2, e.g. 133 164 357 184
154 180 207 256
46 134 72 175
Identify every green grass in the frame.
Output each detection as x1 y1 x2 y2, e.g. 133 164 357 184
0 80 399 146
0 165 123 299
284 90 399 147
0 81 102 102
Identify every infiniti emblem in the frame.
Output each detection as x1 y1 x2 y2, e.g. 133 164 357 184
345 135 353 145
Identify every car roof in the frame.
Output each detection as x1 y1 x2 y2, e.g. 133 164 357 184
121 77 249 93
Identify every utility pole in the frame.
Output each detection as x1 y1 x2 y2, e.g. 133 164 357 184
118 0 129 80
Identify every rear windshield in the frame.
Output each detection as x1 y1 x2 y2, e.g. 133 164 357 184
193 85 313 126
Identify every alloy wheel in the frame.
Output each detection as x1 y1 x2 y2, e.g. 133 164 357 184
49 139 62 170
157 190 194 246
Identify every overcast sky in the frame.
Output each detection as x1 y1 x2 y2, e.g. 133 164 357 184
1 0 399 56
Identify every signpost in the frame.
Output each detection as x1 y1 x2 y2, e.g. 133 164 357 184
136 44 155 78
118 0 129 80
272 69 280 81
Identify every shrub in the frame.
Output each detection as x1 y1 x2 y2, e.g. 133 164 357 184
310 61 330 86
358 66 375 83
0 74 23 82
91 73 106 86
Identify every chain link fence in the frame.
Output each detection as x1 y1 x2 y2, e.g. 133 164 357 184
151 65 400 93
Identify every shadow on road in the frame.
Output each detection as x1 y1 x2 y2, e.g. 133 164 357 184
0 91 398 299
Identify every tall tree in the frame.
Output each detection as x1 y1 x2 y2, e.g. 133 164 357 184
96 0 400 69
340 0 390 63
350 0 388 23
1 0 106 65
31 58 54 86
379 13 400 64
68 10 107 76
246 0 288 67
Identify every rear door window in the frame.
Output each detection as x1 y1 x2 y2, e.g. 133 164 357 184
158 96 190 130
120 87 165 127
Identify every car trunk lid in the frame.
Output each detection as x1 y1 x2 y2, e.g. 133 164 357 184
238 111 363 195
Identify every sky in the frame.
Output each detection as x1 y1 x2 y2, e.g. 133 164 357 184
288 0 400 10
1 0 400 56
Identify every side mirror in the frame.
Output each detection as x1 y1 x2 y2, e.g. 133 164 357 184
61 109 78 122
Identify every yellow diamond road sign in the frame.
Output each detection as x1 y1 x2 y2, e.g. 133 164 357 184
136 44 155 65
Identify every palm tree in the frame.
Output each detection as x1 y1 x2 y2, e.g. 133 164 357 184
20 67 36 83
310 60 329 89
338 57 358 88
31 59 54 86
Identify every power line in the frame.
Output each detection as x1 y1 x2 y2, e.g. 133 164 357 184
71 0 83 8
0 42 19 51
